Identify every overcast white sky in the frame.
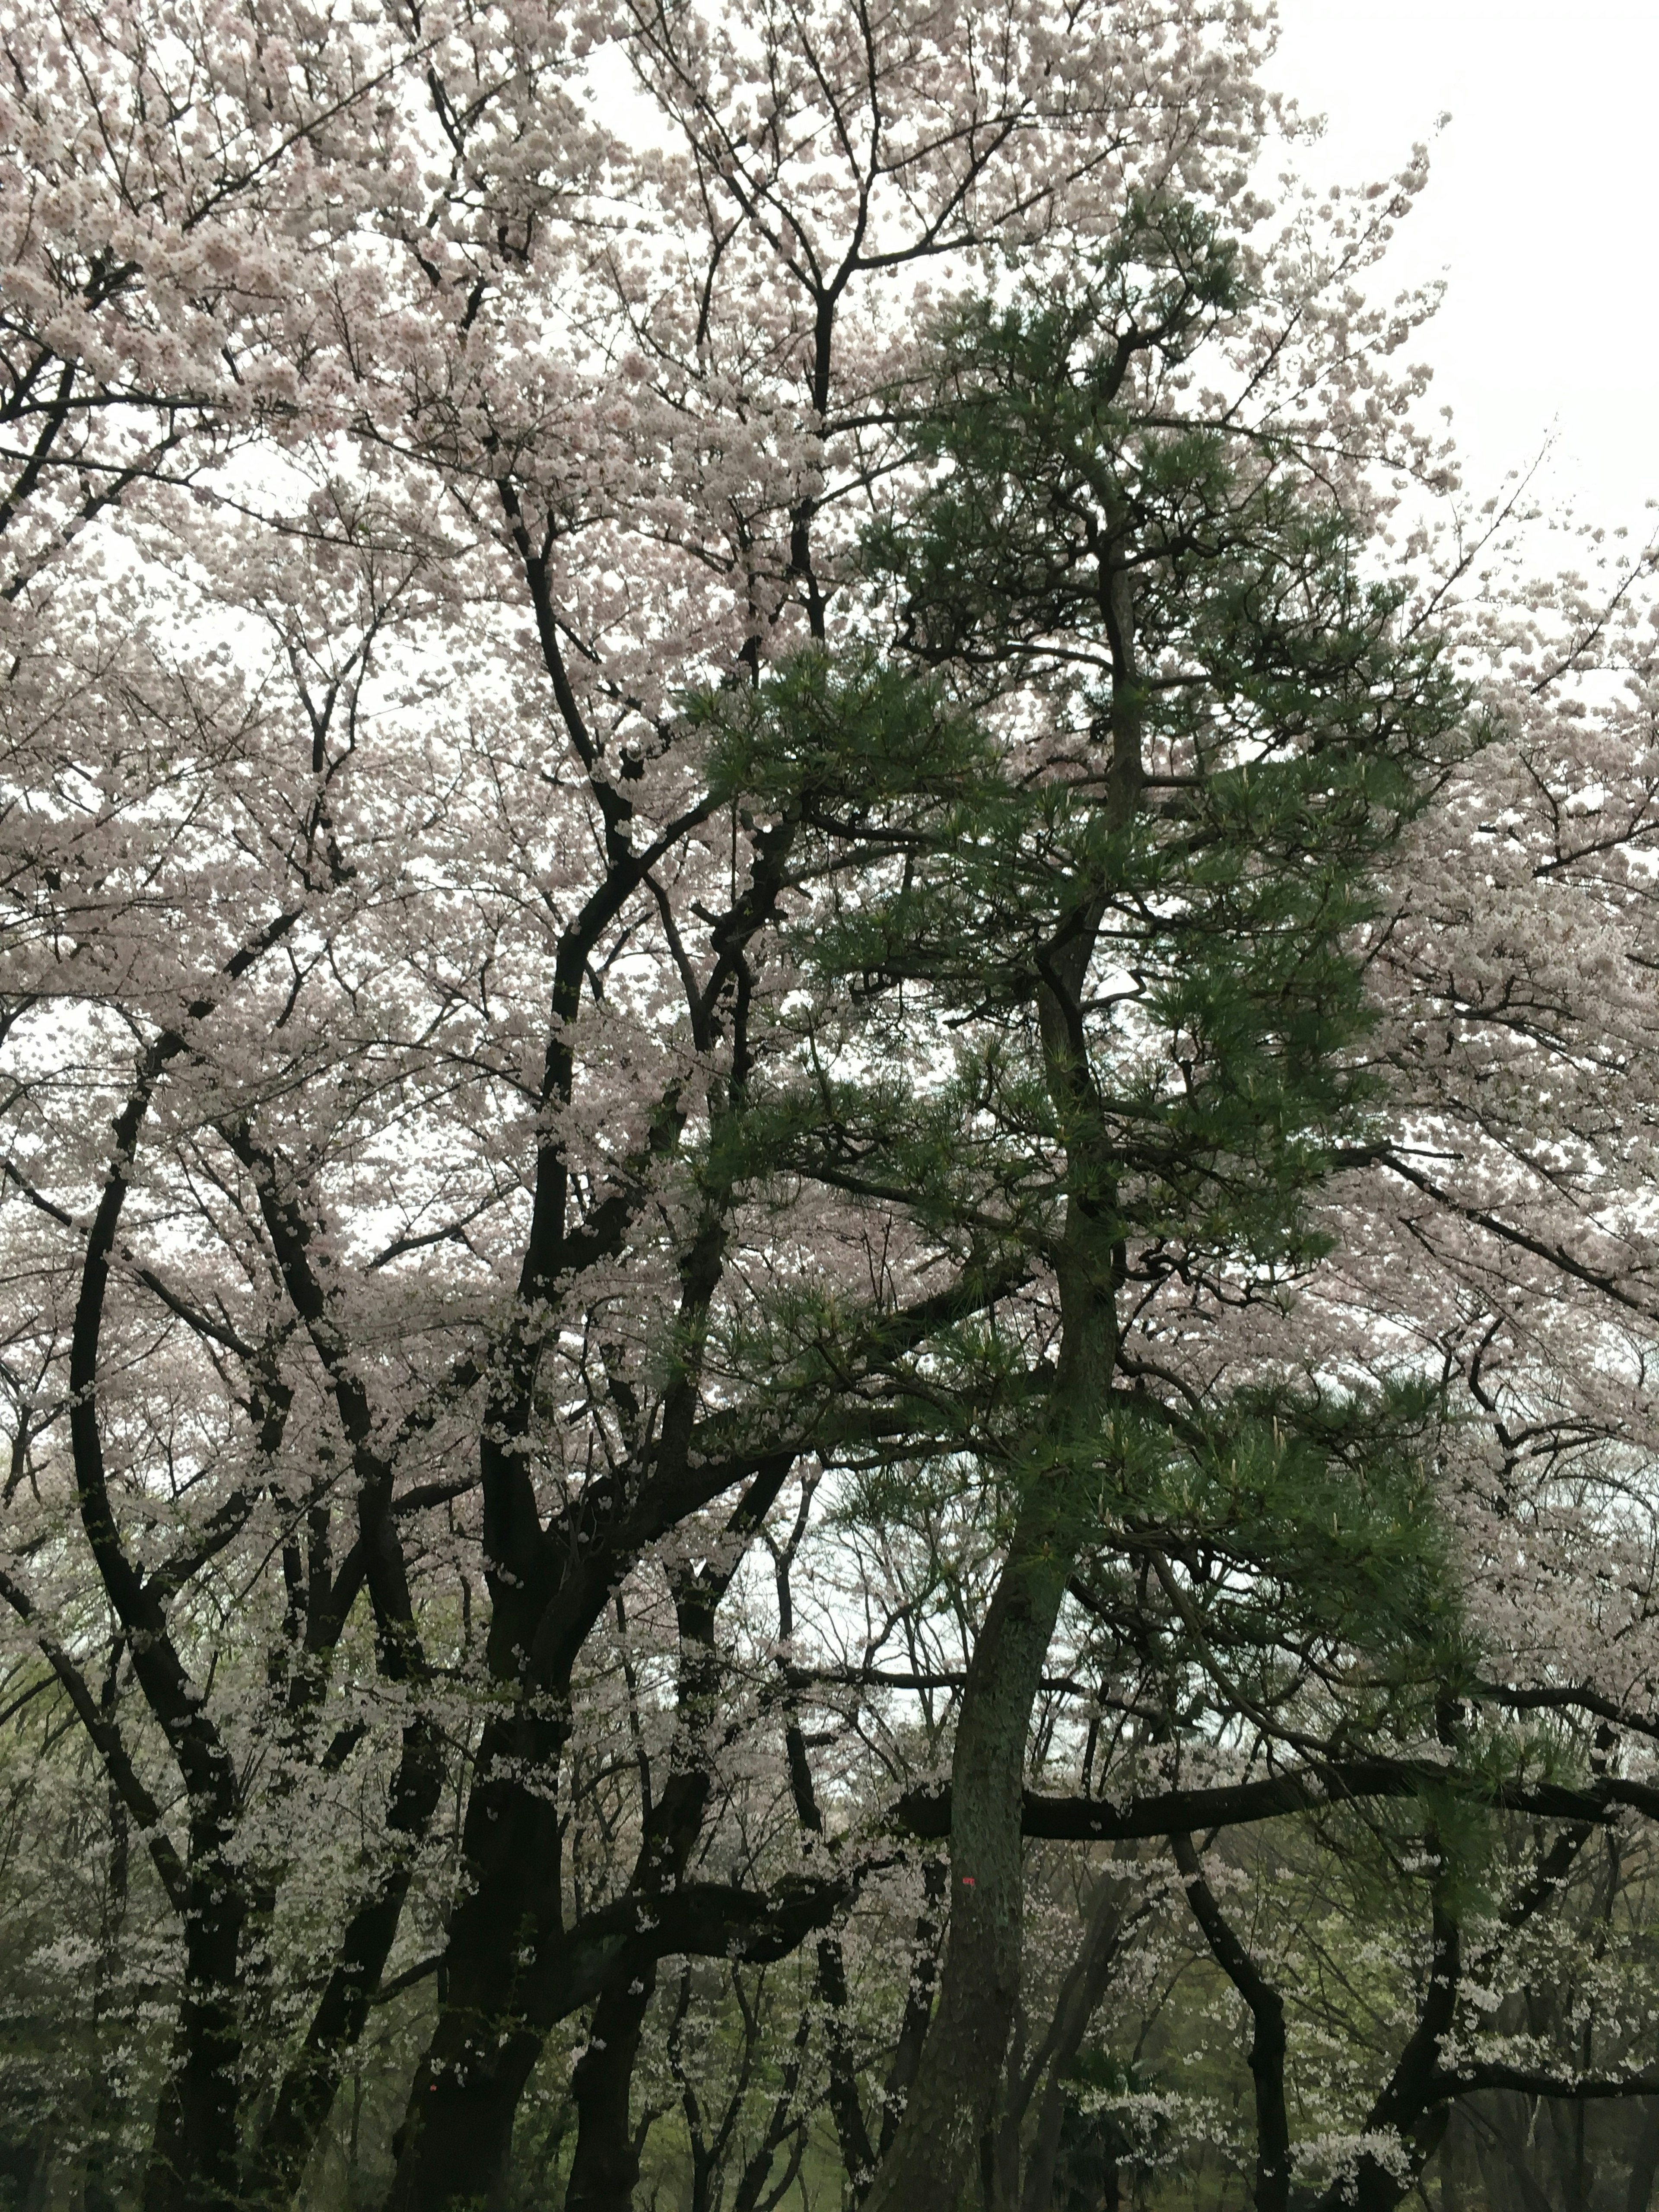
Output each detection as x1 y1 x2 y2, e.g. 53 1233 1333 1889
1266 1 1659 536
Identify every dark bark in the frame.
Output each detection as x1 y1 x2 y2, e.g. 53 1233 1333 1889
877 1857 949 2161
769 1488 880 2199
1311 1837 1459 2212
861 1186 1119 2212
380 652 818 2208
563 1962 660 2212
383 1398 820 2212
730 2006 814 2212
84 1648 133 2212
1170 1833 1289 2212
222 1131 453 2207
66 1042 254 2212
817 1926 879 2194
142 1833 247 2212
41 900 387 2212
388 1872 849 2212
250 1711 448 2204
563 1530 763 2211
893 1761 1659 1847
866 530 1152 2212
865 877 1124 2212
670 1960 774 2212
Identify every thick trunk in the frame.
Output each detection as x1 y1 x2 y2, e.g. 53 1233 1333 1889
391 2017 547 2212
865 1093 1117 2212
85 1713 130 2212
861 1499 1075 2212
556 1778 717 2209
387 1511 767 2212
563 1961 658 2212
865 556 1139 2212
141 1811 248 2212
865 1042 1118 2212
385 1713 568 2212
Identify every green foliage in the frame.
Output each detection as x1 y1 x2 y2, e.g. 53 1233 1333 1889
690 647 995 827
703 215 1472 1349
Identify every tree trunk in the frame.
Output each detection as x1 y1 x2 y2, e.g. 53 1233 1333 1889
1170 1832 1290 2212
141 1809 248 2212
384 1723 566 2212
877 1858 949 2163
563 1961 659 2212
863 977 1119 2212
1313 1842 1459 2212
251 1712 447 2206
861 1498 1077 2212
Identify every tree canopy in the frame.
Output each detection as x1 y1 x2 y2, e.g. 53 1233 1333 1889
3 3 1659 2210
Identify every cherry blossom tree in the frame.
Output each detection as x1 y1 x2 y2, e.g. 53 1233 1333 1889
7 1 1659 2211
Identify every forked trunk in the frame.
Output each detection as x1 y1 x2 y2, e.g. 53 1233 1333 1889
384 1727 563 2212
